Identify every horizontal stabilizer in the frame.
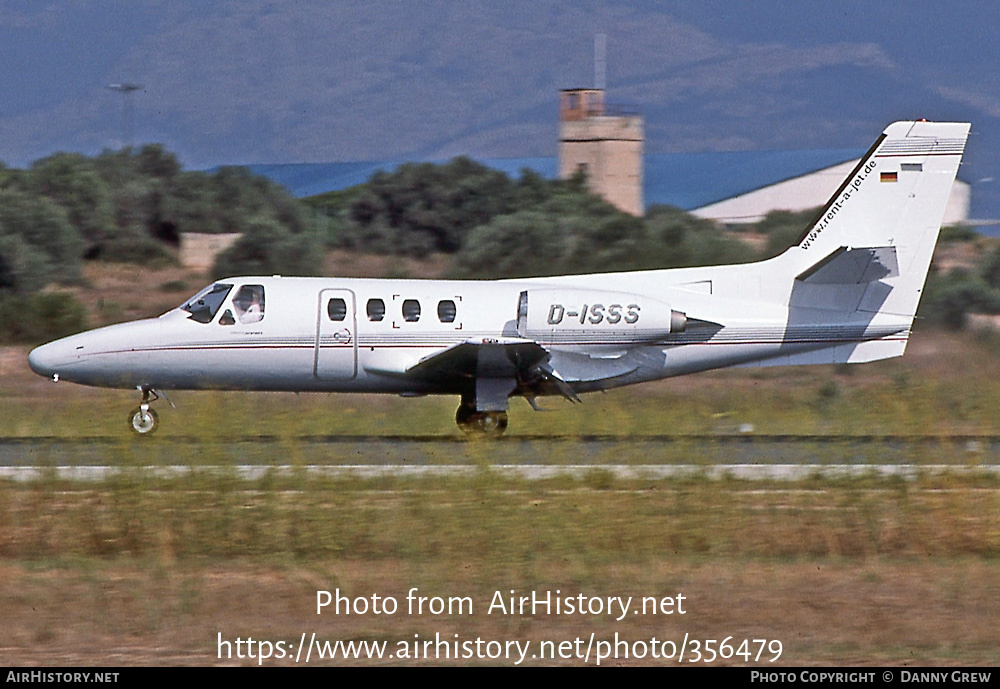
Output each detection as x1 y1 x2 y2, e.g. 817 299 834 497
796 246 898 285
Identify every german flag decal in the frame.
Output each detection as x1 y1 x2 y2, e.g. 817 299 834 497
880 171 898 183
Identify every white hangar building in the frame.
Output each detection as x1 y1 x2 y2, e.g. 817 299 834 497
689 156 971 226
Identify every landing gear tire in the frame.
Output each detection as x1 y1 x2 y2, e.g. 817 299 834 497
475 411 508 437
129 407 158 435
456 404 508 438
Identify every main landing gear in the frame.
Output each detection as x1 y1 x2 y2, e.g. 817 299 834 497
128 388 160 435
455 401 508 438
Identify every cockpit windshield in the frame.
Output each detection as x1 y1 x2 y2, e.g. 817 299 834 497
181 283 233 323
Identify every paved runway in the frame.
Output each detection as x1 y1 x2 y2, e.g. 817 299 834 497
1 434 998 481
3 462 1000 482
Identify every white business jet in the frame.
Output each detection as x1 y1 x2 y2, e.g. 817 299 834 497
29 121 969 436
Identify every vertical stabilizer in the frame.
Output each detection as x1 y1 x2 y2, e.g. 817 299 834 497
784 121 969 322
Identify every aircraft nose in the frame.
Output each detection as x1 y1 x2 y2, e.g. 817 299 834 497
28 340 70 379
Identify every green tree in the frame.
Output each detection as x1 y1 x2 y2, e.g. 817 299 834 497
342 157 518 256
0 188 84 290
91 146 182 260
0 292 88 344
212 216 323 278
919 268 1000 328
28 153 115 257
979 244 1000 290
0 234 49 294
451 210 574 279
641 205 756 270
750 209 817 258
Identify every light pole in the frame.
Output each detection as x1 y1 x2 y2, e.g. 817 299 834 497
107 83 143 148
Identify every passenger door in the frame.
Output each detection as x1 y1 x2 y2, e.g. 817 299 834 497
315 289 357 380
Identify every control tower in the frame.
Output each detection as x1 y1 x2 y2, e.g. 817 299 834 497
558 88 643 216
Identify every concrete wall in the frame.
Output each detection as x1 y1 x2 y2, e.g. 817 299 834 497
559 116 644 216
179 232 242 272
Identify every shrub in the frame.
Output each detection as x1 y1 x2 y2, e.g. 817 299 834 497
212 217 323 278
0 292 88 344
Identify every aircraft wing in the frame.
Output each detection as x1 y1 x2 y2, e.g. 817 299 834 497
407 338 550 380
364 337 550 380
364 337 580 404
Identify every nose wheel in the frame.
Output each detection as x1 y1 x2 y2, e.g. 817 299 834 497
129 406 159 434
128 388 162 435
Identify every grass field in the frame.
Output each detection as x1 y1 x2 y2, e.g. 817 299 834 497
2 466 998 665
2 313 1000 665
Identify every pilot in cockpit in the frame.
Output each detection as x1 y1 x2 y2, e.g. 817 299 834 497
233 285 265 324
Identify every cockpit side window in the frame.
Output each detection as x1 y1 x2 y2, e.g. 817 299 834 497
233 285 265 324
182 283 233 324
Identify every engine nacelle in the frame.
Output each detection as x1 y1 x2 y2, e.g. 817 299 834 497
517 288 686 345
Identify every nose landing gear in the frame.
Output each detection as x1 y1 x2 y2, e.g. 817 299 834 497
128 388 161 435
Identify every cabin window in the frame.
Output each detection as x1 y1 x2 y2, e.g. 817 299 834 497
402 299 421 322
367 298 385 322
182 283 233 324
327 298 347 321
219 309 236 326
233 284 265 324
437 299 457 323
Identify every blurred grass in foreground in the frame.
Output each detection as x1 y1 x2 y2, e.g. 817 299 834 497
3 467 999 566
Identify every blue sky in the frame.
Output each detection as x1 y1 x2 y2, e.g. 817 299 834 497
2 1 999 217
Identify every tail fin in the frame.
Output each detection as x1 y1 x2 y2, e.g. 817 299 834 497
786 120 969 319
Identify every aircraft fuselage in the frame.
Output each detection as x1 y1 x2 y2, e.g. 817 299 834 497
27 271 905 395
